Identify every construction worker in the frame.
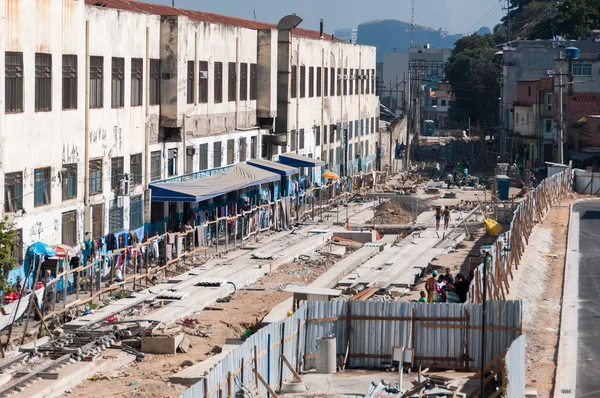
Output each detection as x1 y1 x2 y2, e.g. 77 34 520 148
425 270 438 303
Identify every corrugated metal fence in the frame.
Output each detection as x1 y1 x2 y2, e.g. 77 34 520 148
504 335 526 398
181 300 522 398
573 169 600 194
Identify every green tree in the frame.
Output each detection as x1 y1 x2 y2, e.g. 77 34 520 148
445 35 502 128
529 0 600 39
0 216 17 292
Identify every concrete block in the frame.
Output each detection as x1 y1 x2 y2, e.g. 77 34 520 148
332 231 375 244
141 333 184 355
525 390 538 398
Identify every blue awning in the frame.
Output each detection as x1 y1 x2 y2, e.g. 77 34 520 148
149 163 280 202
279 153 325 168
247 159 298 176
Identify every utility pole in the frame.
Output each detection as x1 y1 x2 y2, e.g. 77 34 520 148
506 0 510 42
558 50 564 164
411 0 415 48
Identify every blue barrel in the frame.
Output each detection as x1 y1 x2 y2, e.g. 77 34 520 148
565 47 580 59
497 175 510 200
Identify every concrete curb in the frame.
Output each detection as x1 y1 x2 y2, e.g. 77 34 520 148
553 198 591 398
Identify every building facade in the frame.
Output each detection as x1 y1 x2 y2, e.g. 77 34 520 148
0 0 379 265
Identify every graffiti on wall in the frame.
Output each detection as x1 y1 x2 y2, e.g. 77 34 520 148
90 128 107 143
62 143 80 165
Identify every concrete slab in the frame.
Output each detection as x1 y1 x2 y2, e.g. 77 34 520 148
141 333 184 355
332 231 375 243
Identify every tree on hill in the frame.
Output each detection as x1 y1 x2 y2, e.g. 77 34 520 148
529 0 600 39
445 35 501 128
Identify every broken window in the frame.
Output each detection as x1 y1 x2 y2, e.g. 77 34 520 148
228 62 236 102
61 163 77 201
111 156 124 190
167 149 177 176
309 67 314 97
214 62 223 103
34 167 51 207
5 52 23 112
250 63 257 100
149 58 160 105
187 60 195 104
291 65 297 98
62 54 77 110
240 63 248 101
89 159 103 194
111 57 124 108
130 153 142 186
199 61 208 103
4 172 23 212
12 229 23 266
131 58 143 107
35 53 52 111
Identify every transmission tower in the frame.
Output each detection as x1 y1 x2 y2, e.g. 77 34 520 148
410 0 415 48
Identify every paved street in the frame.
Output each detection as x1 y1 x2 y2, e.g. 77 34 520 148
575 200 600 397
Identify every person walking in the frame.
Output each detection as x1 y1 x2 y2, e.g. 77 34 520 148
443 206 451 230
435 206 442 230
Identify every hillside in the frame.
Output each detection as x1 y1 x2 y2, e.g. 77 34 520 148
357 19 463 61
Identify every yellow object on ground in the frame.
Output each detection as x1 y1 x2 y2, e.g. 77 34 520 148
484 218 503 236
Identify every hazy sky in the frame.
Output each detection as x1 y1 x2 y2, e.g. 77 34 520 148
147 0 504 35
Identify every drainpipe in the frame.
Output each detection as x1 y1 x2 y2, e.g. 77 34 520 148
235 37 239 131
295 44 300 154
84 20 90 236
144 27 150 189
321 48 324 161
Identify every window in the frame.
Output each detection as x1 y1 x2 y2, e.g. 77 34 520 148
309 67 314 97
5 52 24 113
366 70 370 95
167 149 177 176
299 129 305 149
343 68 348 95
149 58 160 105
324 67 329 96
109 199 123 233
34 167 51 207
300 66 306 98
371 118 375 135
371 69 375 93
250 63 257 100
240 63 248 101
360 69 365 94
130 195 144 230
214 62 223 103
546 119 552 133
12 229 23 266
227 139 235 165
365 140 369 156
131 58 143 106
199 61 208 103
35 53 52 111
354 142 358 158
355 68 359 93
62 55 77 109
213 142 222 168
337 68 341 96
330 67 335 97
291 65 297 98
187 60 195 104
92 204 104 239
111 157 124 190
349 69 354 95
4 172 23 212
329 124 334 144
199 143 208 170
441 99 447 106
349 121 353 139
151 151 161 181
317 67 322 97
528 86 531 97
130 153 142 186
228 62 236 102
61 163 77 201
90 56 104 108
62 211 77 246
361 119 364 136
366 118 369 135
354 120 359 138
329 149 334 166
89 159 103 194
239 137 247 162
251 136 257 159
572 63 592 76
315 126 321 146
336 124 341 141
348 141 353 159
111 57 124 107
290 130 297 151
547 93 552 106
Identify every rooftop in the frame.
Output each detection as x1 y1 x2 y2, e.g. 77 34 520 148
85 0 340 41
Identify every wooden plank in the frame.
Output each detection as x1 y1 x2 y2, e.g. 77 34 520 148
253 368 279 398
280 354 302 382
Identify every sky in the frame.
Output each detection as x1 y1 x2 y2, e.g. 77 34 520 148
146 0 504 35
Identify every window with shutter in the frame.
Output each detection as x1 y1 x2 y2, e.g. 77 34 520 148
62 55 77 109
5 52 24 112
35 53 52 111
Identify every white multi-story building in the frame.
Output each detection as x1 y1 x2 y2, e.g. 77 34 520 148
0 0 379 266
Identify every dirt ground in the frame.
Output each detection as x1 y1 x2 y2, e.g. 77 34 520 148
62 252 343 398
369 200 414 224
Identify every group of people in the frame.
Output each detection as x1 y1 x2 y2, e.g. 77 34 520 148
420 268 472 304
435 206 451 231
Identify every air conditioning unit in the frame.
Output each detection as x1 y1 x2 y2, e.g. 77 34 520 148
199 71 208 79
186 147 196 156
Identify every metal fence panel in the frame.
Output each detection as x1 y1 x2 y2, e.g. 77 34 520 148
574 169 600 194
505 335 526 397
